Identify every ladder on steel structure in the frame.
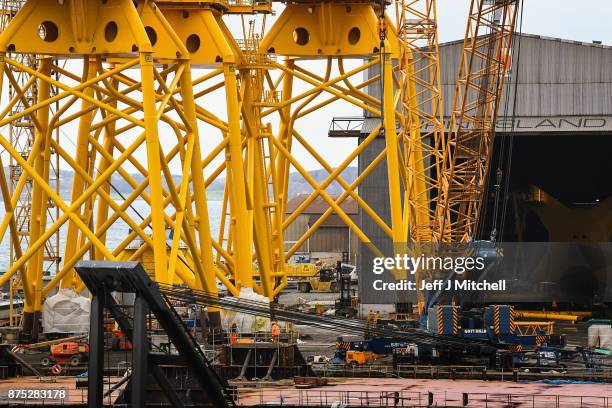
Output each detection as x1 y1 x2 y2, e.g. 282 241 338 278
74 260 235 408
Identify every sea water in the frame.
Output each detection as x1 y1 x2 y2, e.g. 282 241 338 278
0 198 224 274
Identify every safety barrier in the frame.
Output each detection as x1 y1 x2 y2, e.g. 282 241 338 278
312 363 612 382
238 388 612 407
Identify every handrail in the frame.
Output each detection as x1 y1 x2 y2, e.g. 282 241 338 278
242 388 612 407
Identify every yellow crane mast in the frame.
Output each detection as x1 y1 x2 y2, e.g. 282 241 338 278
394 0 519 313
394 0 444 312
436 0 519 243
395 0 444 244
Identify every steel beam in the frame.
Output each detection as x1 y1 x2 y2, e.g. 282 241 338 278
87 295 105 408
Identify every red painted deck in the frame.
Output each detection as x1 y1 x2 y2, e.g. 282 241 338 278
237 377 612 407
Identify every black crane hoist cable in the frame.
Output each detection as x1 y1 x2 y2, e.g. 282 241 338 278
479 0 524 243
498 0 524 242
157 283 499 354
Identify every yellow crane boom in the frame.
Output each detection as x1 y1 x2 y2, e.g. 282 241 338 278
436 0 520 243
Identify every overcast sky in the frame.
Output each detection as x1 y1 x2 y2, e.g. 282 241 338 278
437 1 612 45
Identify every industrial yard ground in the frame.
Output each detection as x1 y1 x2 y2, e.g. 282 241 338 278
235 378 612 407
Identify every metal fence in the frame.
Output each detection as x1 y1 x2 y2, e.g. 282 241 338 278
315 364 489 378
240 388 612 407
313 363 612 382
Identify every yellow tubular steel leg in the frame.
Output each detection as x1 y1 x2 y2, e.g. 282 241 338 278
241 70 274 298
94 74 118 261
61 56 97 289
140 53 168 284
224 63 253 290
23 58 51 341
382 44 406 246
275 59 294 218
179 64 223 329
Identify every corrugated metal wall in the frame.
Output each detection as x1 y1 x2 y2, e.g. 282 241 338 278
285 215 359 261
440 34 612 117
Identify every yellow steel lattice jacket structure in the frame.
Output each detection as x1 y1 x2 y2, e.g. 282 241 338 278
0 0 518 338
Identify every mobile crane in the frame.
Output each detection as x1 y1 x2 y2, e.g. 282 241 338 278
331 0 525 367
401 0 520 318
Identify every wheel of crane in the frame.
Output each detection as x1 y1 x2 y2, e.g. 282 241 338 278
69 355 81 367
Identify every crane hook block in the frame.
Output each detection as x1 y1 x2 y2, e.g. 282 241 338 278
378 19 387 40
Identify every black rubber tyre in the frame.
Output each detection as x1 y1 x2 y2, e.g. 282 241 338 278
69 355 81 367
298 282 311 293
40 357 51 367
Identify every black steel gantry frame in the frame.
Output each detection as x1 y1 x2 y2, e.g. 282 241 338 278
75 260 235 408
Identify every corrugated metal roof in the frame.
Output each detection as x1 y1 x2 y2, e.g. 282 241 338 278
439 33 612 51
285 193 358 215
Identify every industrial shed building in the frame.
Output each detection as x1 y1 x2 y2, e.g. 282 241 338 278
356 34 612 310
284 194 359 264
